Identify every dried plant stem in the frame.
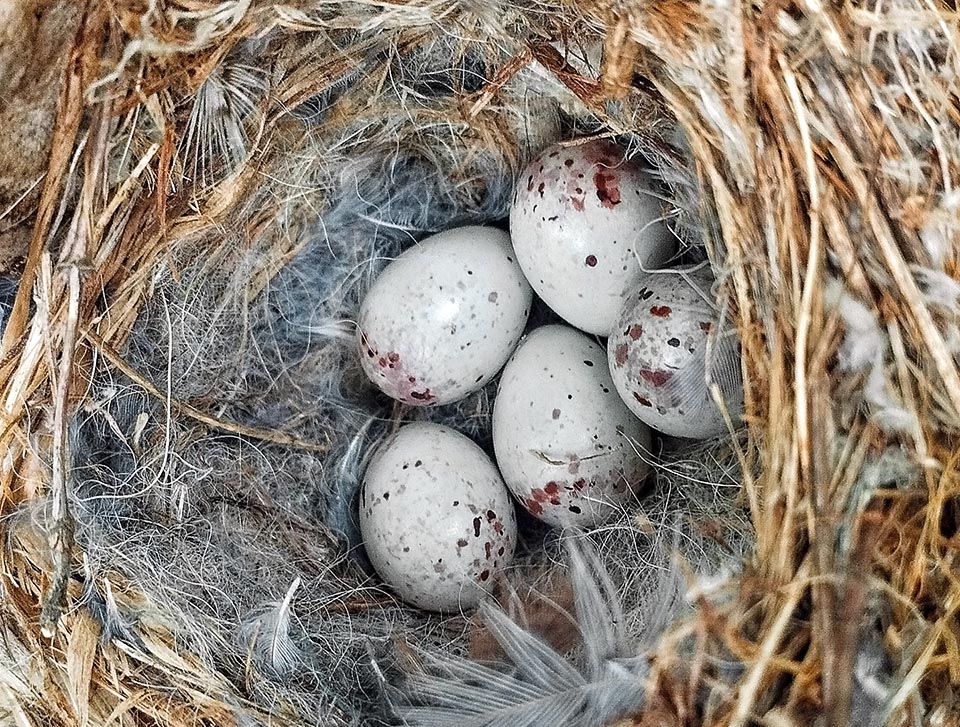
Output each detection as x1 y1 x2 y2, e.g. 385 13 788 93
85 330 331 452
730 560 809 727
0 1 98 362
40 257 79 639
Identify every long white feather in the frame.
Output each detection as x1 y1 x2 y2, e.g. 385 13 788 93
394 537 651 727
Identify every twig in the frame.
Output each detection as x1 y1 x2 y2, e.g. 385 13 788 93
84 331 331 453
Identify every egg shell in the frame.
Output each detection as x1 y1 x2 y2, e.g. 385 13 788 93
358 226 532 406
492 324 653 527
359 422 517 612
607 270 743 439
509 140 675 335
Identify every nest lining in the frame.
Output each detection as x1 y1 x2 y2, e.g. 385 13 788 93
59 103 748 723
0 0 958 726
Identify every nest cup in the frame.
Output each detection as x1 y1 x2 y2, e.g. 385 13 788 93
0 2 958 726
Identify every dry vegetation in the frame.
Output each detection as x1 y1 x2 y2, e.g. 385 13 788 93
0 0 958 725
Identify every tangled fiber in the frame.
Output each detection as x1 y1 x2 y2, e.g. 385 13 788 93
0 0 957 726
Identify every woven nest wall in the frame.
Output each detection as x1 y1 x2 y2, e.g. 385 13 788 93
1 1 958 725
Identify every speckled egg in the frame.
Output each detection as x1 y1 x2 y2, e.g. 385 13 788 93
607 270 743 439
492 325 653 527
359 422 517 612
358 226 532 406
509 140 675 335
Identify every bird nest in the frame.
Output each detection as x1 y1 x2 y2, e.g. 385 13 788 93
1 1 958 725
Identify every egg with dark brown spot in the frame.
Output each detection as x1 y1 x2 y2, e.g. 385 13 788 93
359 423 517 612
358 227 532 406
608 269 743 438
492 324 653 527
509 140 675 335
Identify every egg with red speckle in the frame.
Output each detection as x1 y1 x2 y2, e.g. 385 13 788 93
492 324 653 527
607 269 743 439
509 140 675 335
359 422 517 612
358 226 532 406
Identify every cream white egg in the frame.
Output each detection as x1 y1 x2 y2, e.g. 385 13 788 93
509 140 675 335
358 226 532 406
492 324 653 527
607 270 743 439
359 422 517 611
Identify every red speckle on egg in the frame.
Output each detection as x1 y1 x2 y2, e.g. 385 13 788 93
457 538 468 548
527 175 535 192
485 542 492 559
409 388 434 401
526 499 544 515
473 517 482 537
650 306 672 317
537 181 545 197
585 255 598 267
628 324 643 340
633 393 653 407
700 321 713 332
534 483 560 506
571 196 585 212
594 169 622 209
388 352 400 363
573 478 587 491
564 158 574 167
479 569 490 582
639 369 673 387
614 343 629 367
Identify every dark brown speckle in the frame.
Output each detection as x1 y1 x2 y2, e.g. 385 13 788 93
594 169 622 208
